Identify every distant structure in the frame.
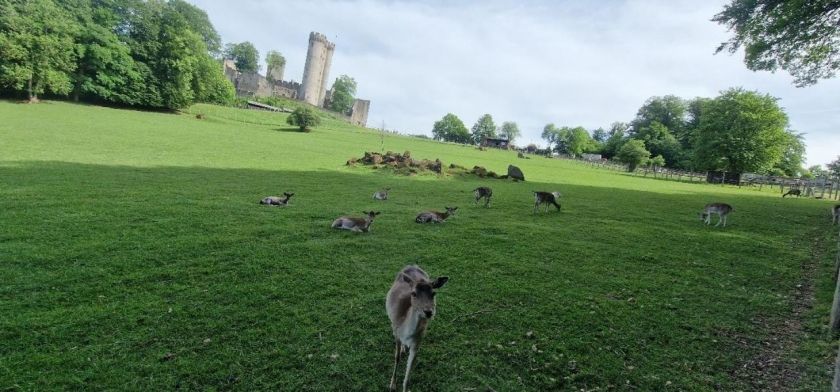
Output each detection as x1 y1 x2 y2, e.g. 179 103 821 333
223 31 369 127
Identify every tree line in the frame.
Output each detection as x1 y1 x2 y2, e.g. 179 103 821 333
431 113 521 146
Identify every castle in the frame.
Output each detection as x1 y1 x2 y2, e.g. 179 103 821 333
223 32 370 127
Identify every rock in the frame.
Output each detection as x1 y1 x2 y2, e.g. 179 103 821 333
508 165 525 181
403 150 411 159
472 166 488 177
371 154 383 164
431 159 442 173
346 158 357 166
518 152 525 159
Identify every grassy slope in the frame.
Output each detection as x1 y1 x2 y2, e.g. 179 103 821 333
0 101 836 391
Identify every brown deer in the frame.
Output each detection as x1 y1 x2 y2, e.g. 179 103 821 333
415 207 457 223
533 191 561 213
832 205 840 225
473 187 492 207
700 203 733 227
331 211 380 232
782 189 801 198
373 187 391 201
260 192 294 206
386 265 449 392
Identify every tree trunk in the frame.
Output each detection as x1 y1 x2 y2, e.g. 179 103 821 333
27 76 34 101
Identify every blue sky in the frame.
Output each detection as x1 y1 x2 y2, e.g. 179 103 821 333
193 0 840 167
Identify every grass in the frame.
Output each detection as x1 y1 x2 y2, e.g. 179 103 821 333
1 100 837 391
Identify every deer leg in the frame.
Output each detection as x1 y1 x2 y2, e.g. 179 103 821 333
402 345 418 392
389 341 401 391
723 215 727 227
715 214 722 227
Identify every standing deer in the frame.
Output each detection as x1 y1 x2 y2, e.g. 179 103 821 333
331 211 380 232
533 191 561 213
260 192 294 206
782 189 802 198
415 207 457 223
473 187 492 207
386 265 449 392
700 203 733 227
832 205 840 225
373 187 391 201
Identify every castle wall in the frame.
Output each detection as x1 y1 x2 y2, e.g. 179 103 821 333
299 32 335 107
349 99 370 127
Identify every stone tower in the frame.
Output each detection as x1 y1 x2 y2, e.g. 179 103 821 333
299 32 335 107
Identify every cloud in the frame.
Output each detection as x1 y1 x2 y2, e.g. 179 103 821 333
193 0 840 166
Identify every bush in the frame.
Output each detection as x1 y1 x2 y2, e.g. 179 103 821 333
286 107 321 132
617 139 651 172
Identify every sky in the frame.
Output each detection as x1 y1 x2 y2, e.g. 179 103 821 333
192 0 839 167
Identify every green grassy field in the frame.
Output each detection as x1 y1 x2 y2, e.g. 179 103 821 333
1 101 837 391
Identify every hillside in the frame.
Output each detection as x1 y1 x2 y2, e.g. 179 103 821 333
0 101 836 391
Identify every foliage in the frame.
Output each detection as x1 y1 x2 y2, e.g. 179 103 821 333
828 156 840 178
329 74 356 115
808 164 828 178
566 127 595 157
431 113 470 144
470 114 497 145
169 0 221 56
693 88 790 174
592 127 607 143
631 121 683 167
541 123 560 146
630 96 689 167
498 121 520 143
191 55 234 105
286 106 321 131
714 0 840 86
649 154 666 168
617 139 651 171
0 0 78 100
601 122 629 159
773 131 806 177
224 41 259 74
265 50 286 82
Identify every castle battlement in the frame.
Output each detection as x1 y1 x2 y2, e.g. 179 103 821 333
309 31 335 49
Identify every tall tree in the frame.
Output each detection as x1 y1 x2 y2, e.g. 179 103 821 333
541 123 561 147
602 124 627 159
827 157 840 179
498 121 521 143
329 75 356 114
0 0 78 101
265 50 285 82
224 41 259 73
630 96 688 167
566 127 594 157
169 0 221 56
617 139 651 172
714 0 840 86
632 121 683 167
432 113 470 144
471 114 497 144
591 127 607 143
773 131 807 176
693 88 790 173
808 164 828 178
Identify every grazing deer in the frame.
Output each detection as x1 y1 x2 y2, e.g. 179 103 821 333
386 265 449 392
832 205 840 225
415 207 457 223
473 187 492 207
373 187 391 201
260 192 294 206
331 211 380 232
782 189 802 198
533 191 561 213
700 203 733 227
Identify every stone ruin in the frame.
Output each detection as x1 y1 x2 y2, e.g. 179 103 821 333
346 151 525 181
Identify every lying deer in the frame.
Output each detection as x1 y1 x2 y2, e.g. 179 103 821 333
386 265 449 392
832 205 840 225
700 203 733 227
473 187 492 207
331 211 380 232
260 192 294 206
533 191 561 213
373 187 391 201
782 189 801 198
415 207 457 223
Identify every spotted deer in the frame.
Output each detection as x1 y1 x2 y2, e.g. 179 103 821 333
386 265 449 392
700 203 733 227
782 189 801 198
373 187 391 201
832 205 840 225
260 192 294 206
331 211 380 232
415 207 457 223
533 191 561 213
473 187 492 207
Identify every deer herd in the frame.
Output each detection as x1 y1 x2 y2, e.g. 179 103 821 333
256 184 839 391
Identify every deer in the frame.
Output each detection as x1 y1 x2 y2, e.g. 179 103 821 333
259 192 294 206
473 187 492 207
415 207 457 223
533 191 561 213
331 211 380 232
700 203 733 227
386 265 449 392
373 187 391 201
832 205 840 225
782 189 802 198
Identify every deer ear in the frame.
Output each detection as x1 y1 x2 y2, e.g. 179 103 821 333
362 211 369 215
401 273 414 284
375 211 381 216
452 207 458 211
432 276 449 289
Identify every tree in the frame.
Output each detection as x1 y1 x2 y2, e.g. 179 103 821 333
224 41 259 73
431 113 470 144
592 128 607 143
471 114 496 144
265 50 286 82
542 123 561 146
630 96 688 167
693 88 790 174
617 139 651 172
191 53 234 105
566 127 594 157
809 165 828 178
286 107 321 131
773 131 806 177
498 121 520 143
329 75 356 114
0 0 78 101
650 155 666 169
714 0 840 86
828 157 840 179
169 0 221 56
632 121 683 167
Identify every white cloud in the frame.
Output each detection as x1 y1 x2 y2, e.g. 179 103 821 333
192 0 840 166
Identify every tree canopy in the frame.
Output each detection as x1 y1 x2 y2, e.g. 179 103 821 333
432 113 471 144
714 0 840 86
224 41 259 74
471 114 497 144
617 139 651 172
498 121 521 143
329 75 356 114
265 50 286 82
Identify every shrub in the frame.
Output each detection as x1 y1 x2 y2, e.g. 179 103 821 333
286 107 321 132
